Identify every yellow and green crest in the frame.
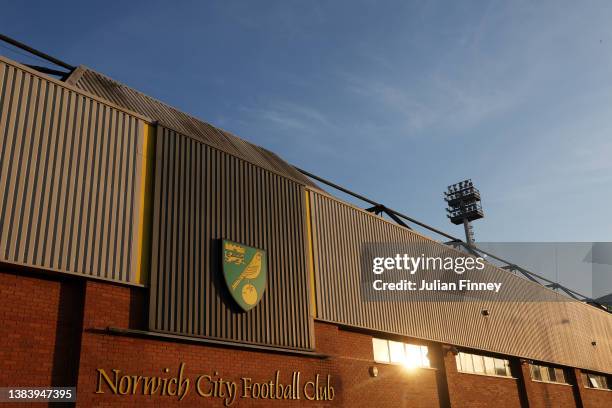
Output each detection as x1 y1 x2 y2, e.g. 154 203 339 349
222 240 267 311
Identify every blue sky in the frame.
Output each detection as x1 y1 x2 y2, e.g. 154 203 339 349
3 0 612 244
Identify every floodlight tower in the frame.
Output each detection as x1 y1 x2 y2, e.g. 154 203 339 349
444 179 484 245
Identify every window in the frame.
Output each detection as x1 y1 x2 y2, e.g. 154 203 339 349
371 338 430 368
372 338 389 363
389 341 405 364
540 366 550 382
554 368 566 384
472 354 485 374
484 355 495 375
404 343 430 368
458 352 474 372
529 363 568 384
494 358 511 376
455 352 511 377
583 372 610 390
530 364 542 381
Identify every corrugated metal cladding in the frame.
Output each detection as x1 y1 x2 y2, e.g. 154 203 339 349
65 66 318 189
0 58 146 284
308 190 612 374
149 126 313 350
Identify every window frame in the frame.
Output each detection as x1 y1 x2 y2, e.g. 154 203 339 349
583 372 611 390
372 337 390 363
455 351 513 378
371 337 431 369
529 363 569 385
388 340 406 364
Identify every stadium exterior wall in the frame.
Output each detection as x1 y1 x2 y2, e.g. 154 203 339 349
3 265 610 407
0 55 610 407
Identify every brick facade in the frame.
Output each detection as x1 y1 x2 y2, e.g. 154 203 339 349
518 361 579 408
0 266 83 391
443 349 523 408
0 266 611 407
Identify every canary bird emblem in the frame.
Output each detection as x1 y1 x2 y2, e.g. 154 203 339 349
231 252 262 289
222 240 267 311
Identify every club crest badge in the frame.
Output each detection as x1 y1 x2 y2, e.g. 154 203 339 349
222 240 267 311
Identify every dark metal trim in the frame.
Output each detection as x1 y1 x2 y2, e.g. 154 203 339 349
384 210 413 230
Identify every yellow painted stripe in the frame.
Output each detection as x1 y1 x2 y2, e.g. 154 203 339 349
305 190 317 317
134 122 155 284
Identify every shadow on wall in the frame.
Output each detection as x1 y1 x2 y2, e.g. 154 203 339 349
129 287 148 330
51 280 85 407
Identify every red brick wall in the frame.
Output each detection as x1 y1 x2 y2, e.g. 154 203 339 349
443 348 523 408
76 282 441 407
518 361 578 408
314 323 440 408
0 267 83 389
581 388 612 407
1 269 611 407
573 368 612 408
526 380 577 407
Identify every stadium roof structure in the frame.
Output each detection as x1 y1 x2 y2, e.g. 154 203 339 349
1 32 608 313
64 66 319 189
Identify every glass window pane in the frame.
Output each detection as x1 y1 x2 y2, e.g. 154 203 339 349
592 374 607 389
504 360 511 377
531 365 542 381
547 367 557 382
455 353 515 377
554 368 565 384
483 357 495 376
473 355 485 374
461 353 474 373
372 338 390 363
389 341 405 364
588 375 600 388
405 344 422 368
582 373 588 387
540 366 550 382
421 346 430 368
494 359 506 376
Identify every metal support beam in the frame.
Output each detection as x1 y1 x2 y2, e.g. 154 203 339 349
365 204 385 215
0 33 75 70
383 208 413 230
557 286 582 301
296 167 455 240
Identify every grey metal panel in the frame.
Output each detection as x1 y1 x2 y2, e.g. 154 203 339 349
149 126 313 350
309 190 612 374
0 59 144 284
66 66 319 190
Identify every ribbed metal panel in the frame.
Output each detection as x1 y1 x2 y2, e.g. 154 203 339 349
66 67 318 189
0 58 145 284
149 126 313 350
309 190 612 373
